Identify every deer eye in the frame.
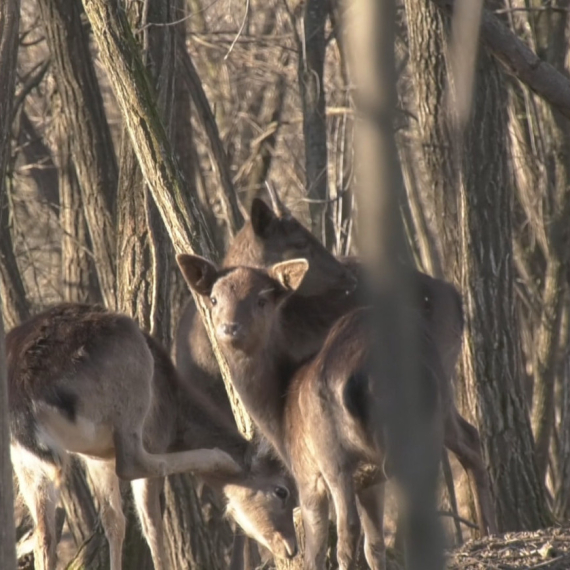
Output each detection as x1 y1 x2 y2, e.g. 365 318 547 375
274 486 289 500
210 296 217 306
258 296 268 308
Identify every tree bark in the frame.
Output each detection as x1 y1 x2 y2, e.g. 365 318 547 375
458 50 552 531
82 0 255 438
37 0 118 309
0 308 16 570
298 0 334 246
56 114 102 305
0 0 29 331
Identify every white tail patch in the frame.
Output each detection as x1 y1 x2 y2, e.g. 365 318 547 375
35 404 114 459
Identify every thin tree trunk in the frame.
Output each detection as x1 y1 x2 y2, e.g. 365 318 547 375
298 0 334 246
37 0 118 309
0 306 15 570
0 0 29 334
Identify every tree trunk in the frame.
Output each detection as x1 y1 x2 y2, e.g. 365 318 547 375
0 307 16 570
298 0 334 246
0 4 19 564
37 0 118 309
0 0 29 329
458 50 552 531
56 114 102 305
82 0 255 439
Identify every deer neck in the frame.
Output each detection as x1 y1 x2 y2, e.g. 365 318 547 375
223 337 293 465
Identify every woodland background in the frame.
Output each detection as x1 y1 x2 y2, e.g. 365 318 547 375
1 0 570 568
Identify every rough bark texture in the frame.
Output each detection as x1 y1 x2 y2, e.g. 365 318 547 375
56 116 102 305
525 2 570 481
458 51 552 531
82 0 255 439
0 312 16 570
37 0 118 309
403 0 453 276
299 0 334 246
0 0 30 334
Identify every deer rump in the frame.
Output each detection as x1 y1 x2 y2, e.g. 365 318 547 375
285 306 444 491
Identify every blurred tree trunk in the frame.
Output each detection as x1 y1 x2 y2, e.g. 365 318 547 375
458 50 551 531
37 0 118 309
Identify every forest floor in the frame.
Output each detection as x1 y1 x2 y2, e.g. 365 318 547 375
445 526 570 570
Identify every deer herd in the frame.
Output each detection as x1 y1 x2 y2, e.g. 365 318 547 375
7 192 497 570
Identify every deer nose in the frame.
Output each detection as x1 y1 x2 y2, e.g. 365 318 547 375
221 322 241 338
285 539 297 559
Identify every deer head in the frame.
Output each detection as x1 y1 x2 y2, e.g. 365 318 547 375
177 254 308 354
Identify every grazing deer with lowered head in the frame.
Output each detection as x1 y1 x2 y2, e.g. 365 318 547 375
177 256 447 569
7 303 297 570
177 256 497 563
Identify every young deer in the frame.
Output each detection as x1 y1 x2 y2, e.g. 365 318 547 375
177 256 497 564
177 256 448 569
7 303 297 570
175 197 357 416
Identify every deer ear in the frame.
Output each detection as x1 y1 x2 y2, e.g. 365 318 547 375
176 254 218 296
251 198 277 238
269 259 309 293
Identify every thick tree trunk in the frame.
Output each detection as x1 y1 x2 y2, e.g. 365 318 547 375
458 51 552 531
56 116 102 305
82 0 255 438
37 0 118 309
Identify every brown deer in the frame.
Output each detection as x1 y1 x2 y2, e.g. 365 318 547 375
174 197 358 415
177 256 497 562
7 303 297 570
175 196 462 418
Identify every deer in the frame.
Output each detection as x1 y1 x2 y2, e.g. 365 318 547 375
177 255 498 560
177 256 450 569
174 195 358 417
7 303 297 570
175 194 463 423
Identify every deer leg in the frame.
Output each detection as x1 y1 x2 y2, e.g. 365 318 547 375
112 430 241 480
356 483 386 570
445 409 497 535
131 477 167 570
326 474 361 570
12 446 59 570
299 485 329 570
83 458 125 570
